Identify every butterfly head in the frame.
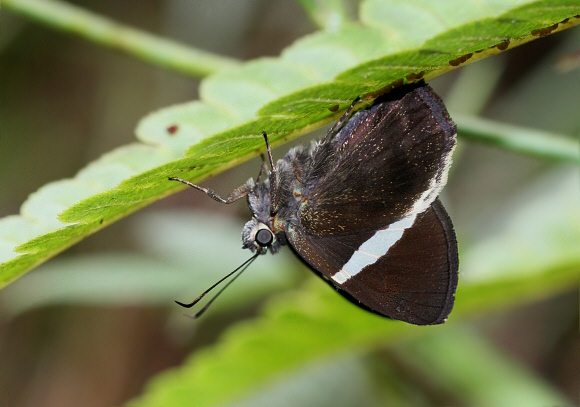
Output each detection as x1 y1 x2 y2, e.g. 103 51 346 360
242 218 279 254
241 178 285 254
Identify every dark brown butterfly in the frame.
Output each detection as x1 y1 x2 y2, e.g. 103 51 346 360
171 82 459 325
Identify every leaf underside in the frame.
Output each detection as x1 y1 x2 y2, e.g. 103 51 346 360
1 0 579 287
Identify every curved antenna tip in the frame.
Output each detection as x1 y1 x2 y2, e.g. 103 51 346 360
175 300 196 308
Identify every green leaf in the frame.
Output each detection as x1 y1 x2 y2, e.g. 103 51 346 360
393 328 574 407
218 328 574 407
1 0 579 288
0 211 299 318
124 264 578 407
123 167 579 407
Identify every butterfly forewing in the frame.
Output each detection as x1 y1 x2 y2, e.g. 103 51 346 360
299 84 456 236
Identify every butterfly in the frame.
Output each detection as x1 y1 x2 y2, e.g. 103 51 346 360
170 81 459 325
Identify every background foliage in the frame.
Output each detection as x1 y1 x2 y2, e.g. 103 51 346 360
0 1 578 407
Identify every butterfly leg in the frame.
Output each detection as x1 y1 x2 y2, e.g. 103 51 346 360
168 177 253 204
322 97 362 144
255 157 268 183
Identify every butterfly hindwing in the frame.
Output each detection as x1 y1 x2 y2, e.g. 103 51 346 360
285 199 458 325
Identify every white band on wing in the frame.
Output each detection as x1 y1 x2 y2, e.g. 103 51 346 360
331 213 417 284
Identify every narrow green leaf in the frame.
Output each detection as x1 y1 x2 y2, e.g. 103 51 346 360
395 328 573 407
1 0 579 289
454 114 580 164
3 0 239 76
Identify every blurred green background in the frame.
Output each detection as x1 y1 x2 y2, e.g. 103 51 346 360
0 1 578 407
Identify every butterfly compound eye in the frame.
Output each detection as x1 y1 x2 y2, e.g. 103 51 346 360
255 229 273 247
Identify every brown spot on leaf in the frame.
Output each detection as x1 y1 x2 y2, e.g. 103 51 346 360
531 23 558 37
363 77 408 100
406 71 425 81
496 40 510 51
449 53 473 66
392 78 404 88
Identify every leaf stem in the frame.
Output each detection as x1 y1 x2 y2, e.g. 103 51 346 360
3 0 240 77
455 114 579 165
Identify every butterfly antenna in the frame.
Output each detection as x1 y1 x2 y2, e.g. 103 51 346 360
175 253 259 318
261 131 276 170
